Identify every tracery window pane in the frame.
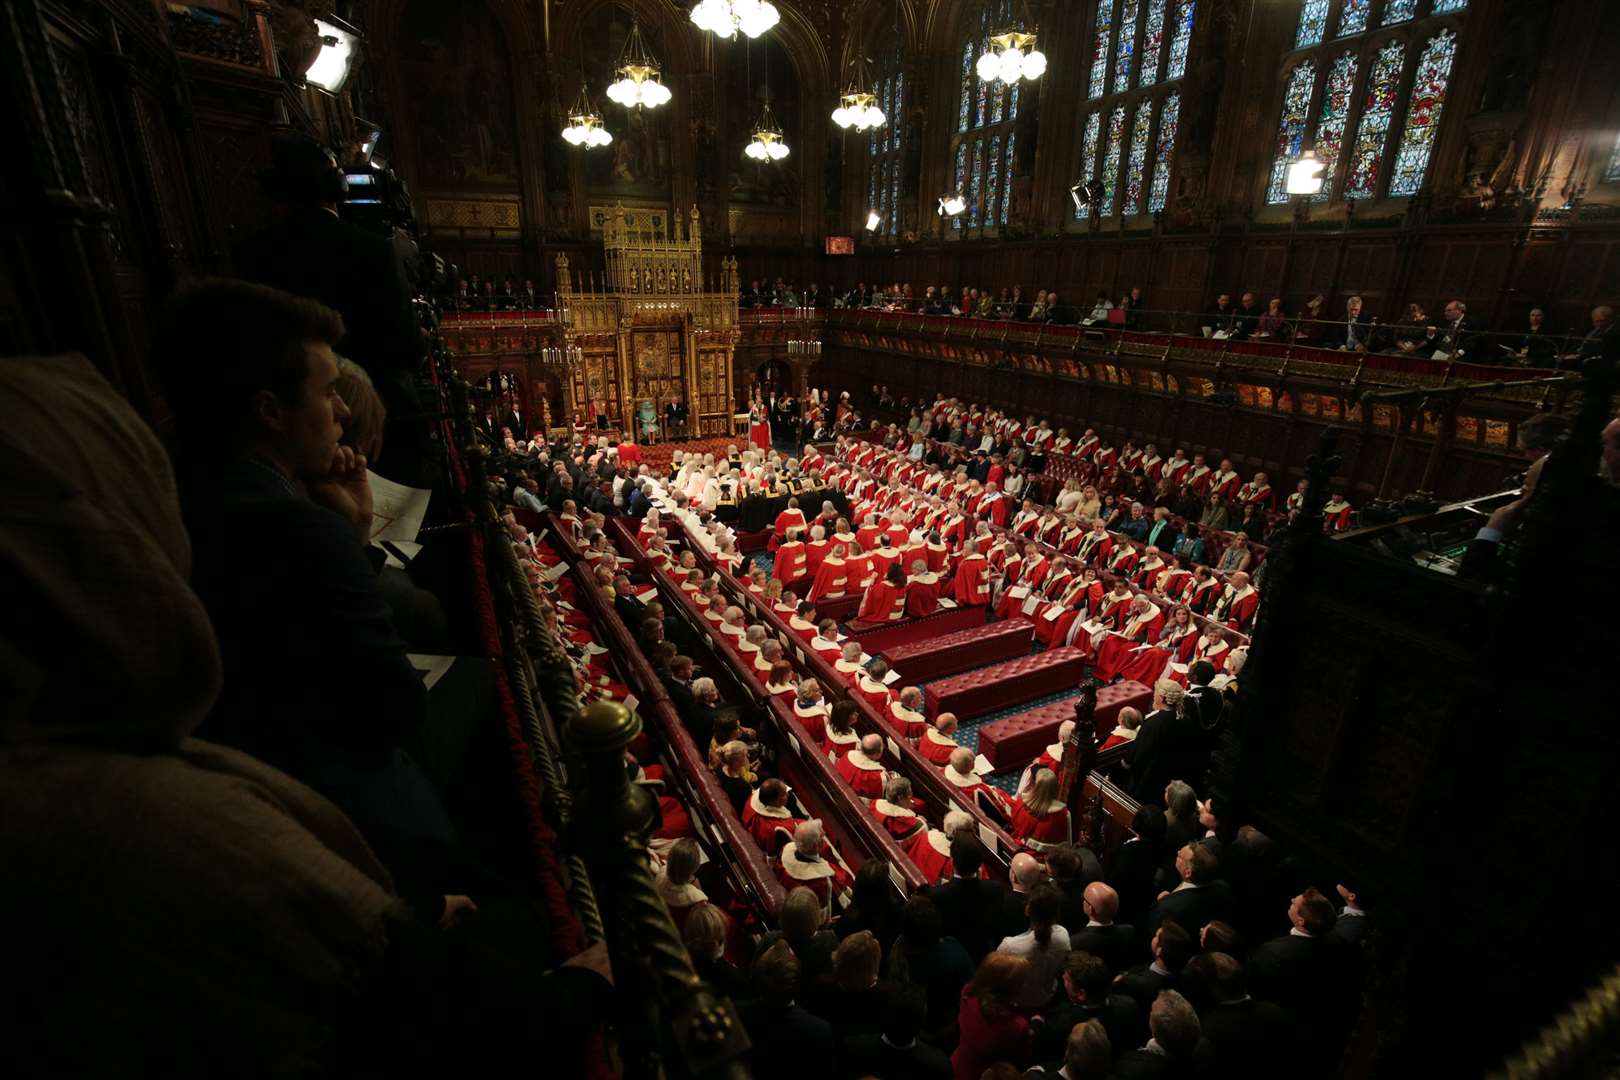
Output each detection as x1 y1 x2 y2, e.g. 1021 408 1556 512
969 139 986 227
1089 0 1115 99
1295 0 1329 48
1606 132 1620 184
1001 133 1017 225
1311 51 1359 201
1075 112 1103 218
1100 105 1127 214
1335 0 1370 37
1139 0 1167 87
1432 0 1467 12
1166 1 1195 80
1265 61 1316 204
1009 79 1021 119
1381 0 1417 25
1149 93 1180 211
958 41 973 131
986 134 1003 226
1113 0 1140 94
1344 40 1405 199
991 81 1006 124
1388 29 1457 196
1123 102 1153 214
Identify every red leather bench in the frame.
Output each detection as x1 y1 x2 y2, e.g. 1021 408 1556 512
881 618 1035 684
976 679 1153 771
924 646 1089 722
854 605 989 655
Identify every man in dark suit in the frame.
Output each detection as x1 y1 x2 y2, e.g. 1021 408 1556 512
611 572 647 629
1146 843 1231 937
1435 299 1477 361
1032 951 1138 1062
1229 292 1262 340
738 942 834 1078
997 852 1045 942
1331 880 1369 947
501 402 526 443
1108 806 1169 927
920 837 1005 962
1202 293 1236 336
1127 683 1203 804
1048 843 1105 932
1182 952 1288 1077
1328 295 1375 352
154 280 454 887
234 135 428 484
1510 306 1559 366
1069 882 1136 974
1115 921 1194 1013
1249 888 1354 1068
837 988 951 1080
1113 989 1214 1079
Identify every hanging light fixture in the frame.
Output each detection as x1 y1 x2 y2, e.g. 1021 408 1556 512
562 85 613 148
606 17 671 109
1285 149 1326 196
832 88 887 132
689 0 779 39
745 100 790 161
975 10 1046 86
865 210 882 231
937 193 967 217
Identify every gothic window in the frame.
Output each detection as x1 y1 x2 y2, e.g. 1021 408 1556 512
1265 0 1468 206
1605 132 1620 185
1075 0 1196 219
864 41 906 239
949 0 1021 234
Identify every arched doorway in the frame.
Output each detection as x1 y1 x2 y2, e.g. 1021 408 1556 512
754 357 794 400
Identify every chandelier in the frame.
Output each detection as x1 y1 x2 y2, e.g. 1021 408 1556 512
562 87 613 148
832 89 886 132
937 193 967 217
689 0 779 39
745 100 789 161
975 28 1046 84
606 18 671 109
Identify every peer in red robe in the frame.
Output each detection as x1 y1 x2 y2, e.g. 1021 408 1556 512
857 570 908 624
1117 611 1200 686
919 717 962 766
742 785 806 850
889 694 930 740
974 487 1009 526
775 839 851 913
855 669 895 712
836 742 889 798
768 503 807 552
1034 573 1105 648
1093 598 1167 680
772 535 808 588
869 798 926 842
1008 772 1072 852
1213 575 1260 632
952 546 991 606
807 548 850 602
905 569 945 617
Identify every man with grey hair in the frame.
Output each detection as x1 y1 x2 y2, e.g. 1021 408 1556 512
775 818 851 912
836 732 888 797
889 685 928 741
1148 842 1229 936
739 624 767 664
1115 989 1206 1072
755 637 784 677
904 807 979 884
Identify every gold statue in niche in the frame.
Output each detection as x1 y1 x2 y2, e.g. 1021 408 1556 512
554 205 738 439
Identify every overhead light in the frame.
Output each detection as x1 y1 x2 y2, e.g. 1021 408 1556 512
865 210 882 231
1070 178 1103 211
305 15 361 94
1286 150 1326 196
745 100 789 161
937 193 967 217
562 87 613 148
832 89 887 132
354 119 382 165
690 0 779 39
976 28 1045 85
606 18 671 109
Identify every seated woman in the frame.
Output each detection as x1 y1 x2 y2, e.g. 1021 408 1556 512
857 564 909 624
869 775 926 842
1114 602 1201 686
654 838 708 930
1008 768 1072 854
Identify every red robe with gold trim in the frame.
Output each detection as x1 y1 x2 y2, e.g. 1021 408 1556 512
868 799 926 842
772 541 807 587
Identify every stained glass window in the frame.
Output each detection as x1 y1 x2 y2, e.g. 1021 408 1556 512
1074 112 1103 218
1433 0 1467 12
1001 134 1016 224
1381 0 1417 24
865 58 906 238
1100 105 1127 214
1114 0 1141 94
1149 93 1180 211
1295 0 1329 48
1089 0 1114 99
1388 30 1457 196
1139 0 1167 87
1166 1 1195 80
1266 61 1316 204
1310 52 1358 200
1335 0 1370 37
1606 132 1620 184
1344 40 1404 198
1122 102 1154 213
950 2 1021 234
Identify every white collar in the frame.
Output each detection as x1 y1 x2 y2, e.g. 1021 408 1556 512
780 844 836 881
794 700 827 715
926 830 953 856
845 748 884 771
943 768 981 789
873 799 916 819
924 728 958 747
1044 742 1065 762
748 790 793 819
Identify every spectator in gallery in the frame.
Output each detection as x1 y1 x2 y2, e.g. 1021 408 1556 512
1292 294 1327 345
1256 297 1287 338
1330 294 1374 352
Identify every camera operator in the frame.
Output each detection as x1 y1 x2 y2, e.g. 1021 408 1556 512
235 133 429 486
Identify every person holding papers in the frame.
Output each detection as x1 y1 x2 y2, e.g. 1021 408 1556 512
1092 595 1167 681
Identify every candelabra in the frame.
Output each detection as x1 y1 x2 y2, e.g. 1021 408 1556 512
542 344 585 366
786 339 822 357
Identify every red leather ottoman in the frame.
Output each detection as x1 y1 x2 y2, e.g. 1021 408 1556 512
813 593 862 623
855 606 988 655
977 679 1153 771
881 618 1034 684
924 647 1089 722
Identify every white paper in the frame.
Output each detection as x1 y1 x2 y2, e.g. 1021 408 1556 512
1432 349 1452 361
886 737 901 760
542 560 571 582
584 643 607 656
1042 605 1063 622
938 598 958 609
882 669 902 686
636 588 658 603
1082 620 1104 635
623 693 639 714
407 653 456 691
889 861 908 894
973 753 994 776
979 824 999 853
787 732 801 756
1008 586 1030 599
1212 330 1230 341
795 647 807 664
1170 662 1190 674
1021 595 1042 615
367 470 431 544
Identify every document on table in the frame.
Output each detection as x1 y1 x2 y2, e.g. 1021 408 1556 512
973 753 994 776
1042 606 1063 622
368 470 431 544
542 560 571 582
1021 595 1042 615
